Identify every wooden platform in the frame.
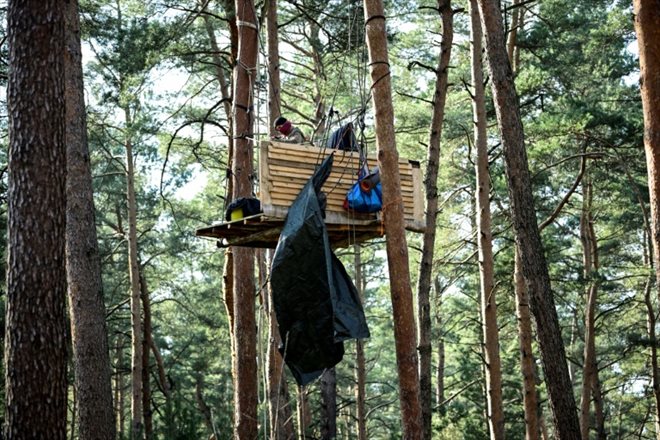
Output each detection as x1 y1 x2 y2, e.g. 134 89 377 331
195 141 425 248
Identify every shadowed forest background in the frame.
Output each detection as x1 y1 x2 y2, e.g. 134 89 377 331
0 0 658 439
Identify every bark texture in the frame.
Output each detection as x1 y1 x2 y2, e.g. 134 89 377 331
64 1 116 438
634 11 660 436
231 0 259 437
124 108 144 439
416 2 453 438
469 0 504 437
363 1 422 437
5 1 68 437
475 0 581 438
266 0 282 132
579 175 600 440
355 246 368 440
515 248 539 440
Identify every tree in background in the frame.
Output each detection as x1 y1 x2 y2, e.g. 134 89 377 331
475 0 581 437
469 0 504 437
64 0 116 438
415 1 453 438
4 0 68 437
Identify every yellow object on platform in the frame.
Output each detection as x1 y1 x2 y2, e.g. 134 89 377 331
230 208 244 221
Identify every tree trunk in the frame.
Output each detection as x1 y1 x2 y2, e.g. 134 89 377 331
645 273 660 440
265 7 295 437
579 174 600 440
141 274 154 440
266 0 282 132
117 337 126 438
634 9 660 439
297 387 312 439
475 1 581 438
203 12 234 136
355 246 368 440
469 1 504 437
231 0 259 437
434 276 446 414
506 0 523 74
123 104 144 440
515 248 540 440
5 2 68 438
64 1 116 439
363 1 423 437
261 250 295 440
416 2 453 438
320 369 338 439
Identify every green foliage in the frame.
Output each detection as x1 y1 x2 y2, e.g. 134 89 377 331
0 0 655 437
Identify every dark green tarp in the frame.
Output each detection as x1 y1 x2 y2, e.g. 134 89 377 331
270 154 370 385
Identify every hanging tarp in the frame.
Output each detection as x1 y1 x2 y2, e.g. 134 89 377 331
270 154 370 385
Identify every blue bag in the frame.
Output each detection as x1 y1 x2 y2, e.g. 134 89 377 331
344 171 383 213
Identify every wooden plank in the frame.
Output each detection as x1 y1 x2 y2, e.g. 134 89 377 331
259 141 274 206
260 140 425 234
410 161 424 225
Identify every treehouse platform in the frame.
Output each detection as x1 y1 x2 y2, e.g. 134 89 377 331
195 140 425 249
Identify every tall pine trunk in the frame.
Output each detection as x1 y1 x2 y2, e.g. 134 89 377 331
123 104 144 439
363 0 422 437
231 0 259 436
475 0 580 437
579 174 601 440
355 245 368 440
469 0 504 437
320 369 338 439
416 2 453 438
5 1 68 437
634 9 660 439
515 248 540 440
267 0 282 130
64 0 115 438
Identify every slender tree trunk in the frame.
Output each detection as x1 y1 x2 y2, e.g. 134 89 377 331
202 10 233 141
592 372 606 440
320 369 338 439
141 274 154 440
363 1 422 437
70 385 77 440
265 6 295 437
634 9 660 439
64 1 116 439
261 250 295 440
515 248 540 440
579 175 600 440
475 1 580 437
231 0 259 437
416 2 453 438
123 104 144 440
506 0 523 73
266 0 282 131
4 1 68 437
434 276 446 414
117 337 126 439
297 387 312 439
469 1 504 437
645 273 660 440
355 246 368 440
309 24 327 139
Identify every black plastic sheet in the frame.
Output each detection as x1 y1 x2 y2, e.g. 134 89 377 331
270 154 370 385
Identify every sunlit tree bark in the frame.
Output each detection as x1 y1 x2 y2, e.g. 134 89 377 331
364 0 422 437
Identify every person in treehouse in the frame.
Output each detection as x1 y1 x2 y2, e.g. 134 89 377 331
273 116 306 144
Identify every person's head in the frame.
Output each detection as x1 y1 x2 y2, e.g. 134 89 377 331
274 116 292 135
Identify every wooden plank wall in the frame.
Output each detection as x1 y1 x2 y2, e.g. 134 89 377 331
259 141 425 231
